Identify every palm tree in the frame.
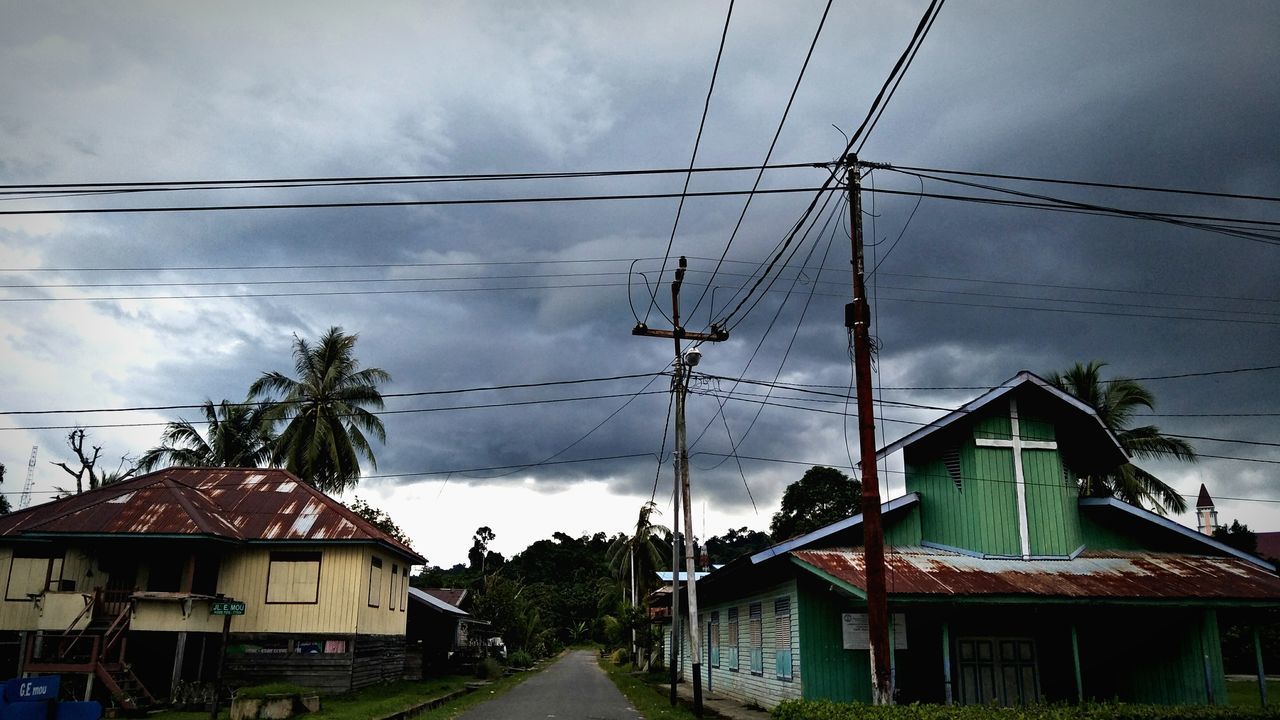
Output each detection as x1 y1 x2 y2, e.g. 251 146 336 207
1047 361 1195 515
606 502 670 668
249 327 391 494
137 400 274 472
605 502 671 606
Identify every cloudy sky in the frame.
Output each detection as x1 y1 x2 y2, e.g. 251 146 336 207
1 1 1277 567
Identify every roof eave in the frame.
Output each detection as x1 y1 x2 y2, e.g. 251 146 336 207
1079 497 1276 571
873 371 1128 465
747 492 921 564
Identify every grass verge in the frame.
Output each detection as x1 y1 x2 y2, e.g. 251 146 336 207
1227 679 1280 708
146 671 536 720
597 656 699 720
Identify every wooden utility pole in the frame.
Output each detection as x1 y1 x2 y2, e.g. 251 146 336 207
634 256 728 717
845 154 893 704
669 456 681 705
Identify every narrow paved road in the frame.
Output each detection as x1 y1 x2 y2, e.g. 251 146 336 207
457 650 644 720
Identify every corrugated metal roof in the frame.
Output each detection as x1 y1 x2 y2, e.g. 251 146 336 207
420 588 467 607
0 467 424 563
407 587 468 616
792 546 1280 601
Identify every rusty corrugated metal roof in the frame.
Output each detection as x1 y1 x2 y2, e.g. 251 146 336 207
792 546 1280 601
421 588 468 607
0 467 423 563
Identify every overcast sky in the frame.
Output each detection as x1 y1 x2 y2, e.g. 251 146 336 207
1 1 1277 567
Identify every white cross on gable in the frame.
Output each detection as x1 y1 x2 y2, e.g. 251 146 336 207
973 397 1058 559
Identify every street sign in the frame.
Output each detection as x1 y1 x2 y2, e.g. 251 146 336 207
211 601 245 616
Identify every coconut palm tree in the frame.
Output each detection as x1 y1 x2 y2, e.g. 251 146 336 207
605 502 671 667
249 327 391 494
137 400 275 472
606 501 671 606
1047 361 1194 515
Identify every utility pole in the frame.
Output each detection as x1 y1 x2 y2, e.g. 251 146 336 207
845 154 892 704
669 453 681 705
634 256 728 717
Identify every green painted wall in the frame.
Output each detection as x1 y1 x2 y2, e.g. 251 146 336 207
905 406 1082 557
884 505 923 547
1079 608 1226 705
1079 512 1148 551
797 574 870 703
906 441 1020 556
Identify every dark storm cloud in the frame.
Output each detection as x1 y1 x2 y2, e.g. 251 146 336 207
2 1 1278 543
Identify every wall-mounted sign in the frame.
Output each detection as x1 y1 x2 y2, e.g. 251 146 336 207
841 613 908 650
211 601 246 616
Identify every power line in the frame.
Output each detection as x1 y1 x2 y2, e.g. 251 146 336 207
686 0 835 321
0 161 821 194
0 372 664 416
889 164 1280 204
0 185 829 216
2 390 670 432
646 0 736 325
855 0 946 153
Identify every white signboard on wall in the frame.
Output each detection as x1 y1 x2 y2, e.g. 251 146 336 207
841 613 908 650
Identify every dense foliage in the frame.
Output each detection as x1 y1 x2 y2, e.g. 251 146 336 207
772 700 1280 720
770 466 863 541
1047 361 1195 515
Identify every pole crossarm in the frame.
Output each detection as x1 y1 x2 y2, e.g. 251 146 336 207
632 324 729 343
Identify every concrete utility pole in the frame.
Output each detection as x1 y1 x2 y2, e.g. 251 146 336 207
845 154 893 704
634 256 728 717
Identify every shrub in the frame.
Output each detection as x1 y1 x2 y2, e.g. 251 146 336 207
770 700 1280 720
610 648 630 666
474 657 504 680
508 650 535 669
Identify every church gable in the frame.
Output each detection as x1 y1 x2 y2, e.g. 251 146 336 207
896 373 1123 559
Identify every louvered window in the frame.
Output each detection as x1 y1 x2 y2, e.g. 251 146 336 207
749 603 763 675
774 598 793 679
944 445 963 491
726 608 740 671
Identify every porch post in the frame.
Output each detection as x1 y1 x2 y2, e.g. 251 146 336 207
1071 623 1083 704
1255 626 1268 709
172 631 188 700
941 620 952 705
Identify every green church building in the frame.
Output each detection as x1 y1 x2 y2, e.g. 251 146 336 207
672 371 1280 709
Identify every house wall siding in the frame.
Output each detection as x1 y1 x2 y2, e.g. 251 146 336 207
216 545 365 634
667 580 801 710
355 551 408 636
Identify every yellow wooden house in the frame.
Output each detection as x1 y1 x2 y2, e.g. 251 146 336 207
0 467 424 708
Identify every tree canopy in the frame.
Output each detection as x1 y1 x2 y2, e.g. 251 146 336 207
249 327 391 494
138 399 274 473
770 466 862 541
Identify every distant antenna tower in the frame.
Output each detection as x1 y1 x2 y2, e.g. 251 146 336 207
19 446 37 510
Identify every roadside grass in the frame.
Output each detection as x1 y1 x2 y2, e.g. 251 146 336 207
598 656 699 720
146 672 534 720
1227 679 1280 708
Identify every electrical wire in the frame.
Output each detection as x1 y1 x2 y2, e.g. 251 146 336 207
0 372 663 416
645 0 736 326
0 162 821 195
686 0 835 322
0 185 829 216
